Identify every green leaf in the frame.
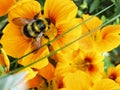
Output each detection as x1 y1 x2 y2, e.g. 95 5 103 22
0 64 6 76
89 0 100 13
37 0 45 9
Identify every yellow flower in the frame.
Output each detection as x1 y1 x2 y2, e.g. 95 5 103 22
1 0 49 69
71 50 104 84
107 64 120 85
54 50 104 86
95 25 120 52
43 0 82 61
0 0 16 16
92 79 120 90
79 14 120 53
78 14 102 52
0 44 10 72
1 0 82 69
55 70 91 90
81 14 102 34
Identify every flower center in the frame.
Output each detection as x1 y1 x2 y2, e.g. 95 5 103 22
109 73 117 80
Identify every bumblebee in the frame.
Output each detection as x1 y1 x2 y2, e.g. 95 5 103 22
12 14 51 49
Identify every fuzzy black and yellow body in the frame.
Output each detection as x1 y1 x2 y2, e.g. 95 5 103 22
23 18 49 38
12 15 51 49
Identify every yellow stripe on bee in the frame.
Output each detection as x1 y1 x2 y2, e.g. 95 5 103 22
27 25 36 37
33 23 40 32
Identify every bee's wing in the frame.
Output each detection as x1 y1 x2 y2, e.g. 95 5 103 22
32 32 44 51
12 17 32 26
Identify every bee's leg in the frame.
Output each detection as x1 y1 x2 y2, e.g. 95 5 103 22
43 34 57 67
43 34 49 40
34 13 40 19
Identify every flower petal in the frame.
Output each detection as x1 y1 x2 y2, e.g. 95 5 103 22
0 0 16 16
82 14 102 32
18 46 49 69
44 0 78 25
38 63 55 82
1 23 31 58
51 19 82 52
63 70 90 90
93 79 120 90
96 25 120 52
8 0 41 22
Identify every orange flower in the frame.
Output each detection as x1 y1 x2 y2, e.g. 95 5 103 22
1 0 49 69
79 14 120 53
38 63 55 82
0 0 16 16
95 25 120 52
81 14 102 34
1 0 82 69
78 14 102 52
56 70 91 90
107 64 120 85
27 74 43 88
43 0 82 61
71 50 104 84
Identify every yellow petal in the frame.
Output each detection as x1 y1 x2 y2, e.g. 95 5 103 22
0 0 16 16
44 0 78 25
1 23 31 58
82 14 102 33
51 19 82 52
19 67 37 82
93 79 120 90
38 63 55 82
8 0 41 22
63 70 90 90
18 46 49 69
96 25 120 52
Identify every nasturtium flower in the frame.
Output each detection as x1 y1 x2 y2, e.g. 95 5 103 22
1 0 49 69
54 49 104 85
58 70 91 90
43 0 82 61
95 25 120 52
56 70 91 90
81 14 102 34
107 64 120 85
1 0 82 69
79 14 120 53
70 50 104 84
0 0 16 16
